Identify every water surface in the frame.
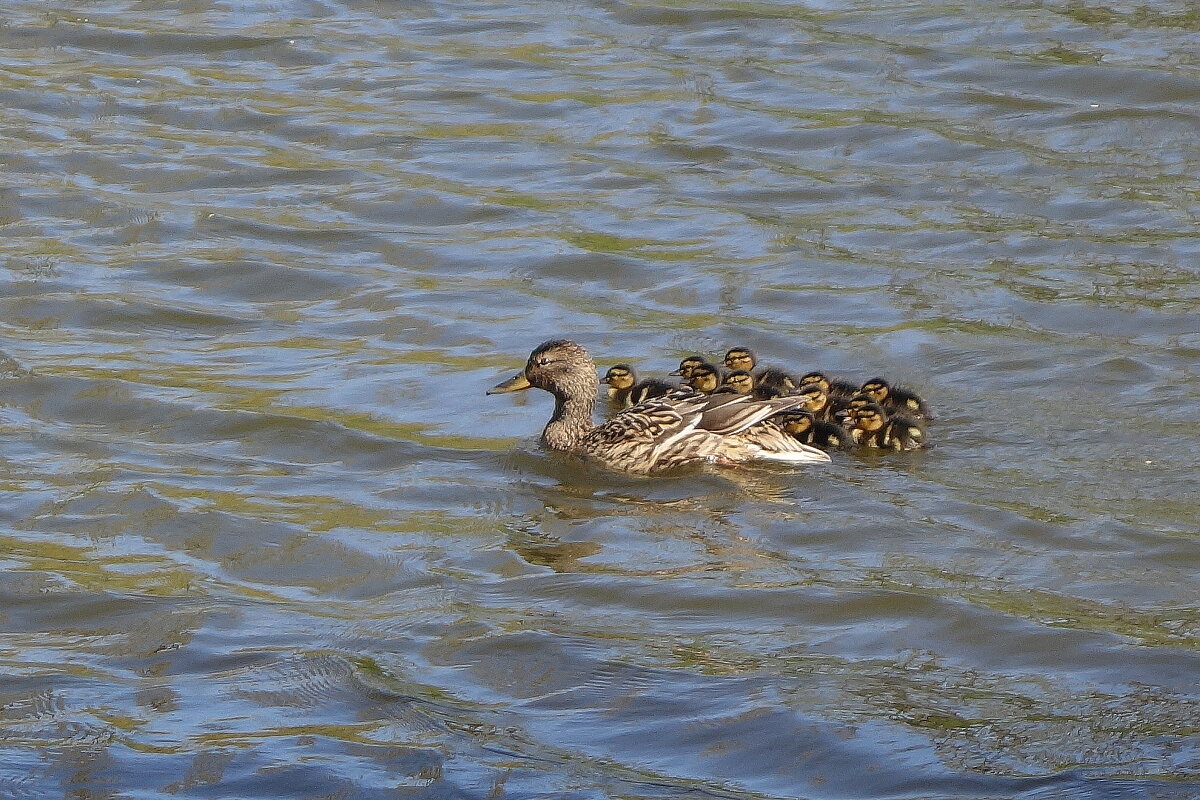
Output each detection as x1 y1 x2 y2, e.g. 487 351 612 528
1 1 1198 798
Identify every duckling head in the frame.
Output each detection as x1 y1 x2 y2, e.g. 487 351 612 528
860 377 890 403
843 392 874 413
603 364 636 397
846 402 887 433
798 371 831 394
722 370 755 395
776 411 814 437
794 383 828 413
686 363 721 394
669 355 707 379
723 347 756 373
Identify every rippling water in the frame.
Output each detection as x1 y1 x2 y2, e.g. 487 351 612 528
1 1 1198 797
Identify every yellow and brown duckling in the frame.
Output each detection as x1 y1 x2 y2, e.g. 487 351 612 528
602 364 637 405
840 401 927 451
798 371 859 400
776 411 850 451
859 377 934 420
721 370 756 395
602 364 674 408
488 339 830 474
793 382 841 422
722 347 799 399
685 362 722 394
838 392 875 423
669 355 709 381
723 346 756 373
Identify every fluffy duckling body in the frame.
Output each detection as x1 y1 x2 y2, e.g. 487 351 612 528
628 378 675 406
843 402 927 451
489 339 830 473
753 367 799 399
776 412 849 451
859 378 934 420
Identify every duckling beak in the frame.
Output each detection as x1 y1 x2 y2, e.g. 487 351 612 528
487 372 532 395
668 368 683 376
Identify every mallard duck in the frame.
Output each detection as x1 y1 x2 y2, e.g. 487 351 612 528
723 347 756 373
488 339 830 474
721 370 755 395
798 371 858 400
685 362 722 394
776 411 849 451
859 377 934 420
842 401 927 451
669 355 709 381
602 364 673 408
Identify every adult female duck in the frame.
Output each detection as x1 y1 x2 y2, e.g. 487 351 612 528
488 339 830 474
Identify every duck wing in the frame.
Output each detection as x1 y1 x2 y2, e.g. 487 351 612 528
694 393 807 435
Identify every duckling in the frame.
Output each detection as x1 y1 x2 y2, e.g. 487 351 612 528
602 364 637 405
723 347 756 373
753 367 799 399
798 371 859 400
859 377 934 420
793 383 838 422
669 355 709 381
776 411 849 451
602 365 674 408
721 370 756 395
837 392 876 425
843 402 927 451
685 362 722 394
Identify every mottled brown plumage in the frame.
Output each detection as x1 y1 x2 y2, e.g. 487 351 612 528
488 339 831 474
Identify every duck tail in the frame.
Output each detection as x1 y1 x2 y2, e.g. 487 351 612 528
753 444 831 464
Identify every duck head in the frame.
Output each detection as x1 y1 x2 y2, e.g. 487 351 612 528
488 339 598 399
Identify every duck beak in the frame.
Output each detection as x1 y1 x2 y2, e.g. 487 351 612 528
487 372 532 395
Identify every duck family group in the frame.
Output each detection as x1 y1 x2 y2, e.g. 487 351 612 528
489 339 928 475
602 346 932 453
